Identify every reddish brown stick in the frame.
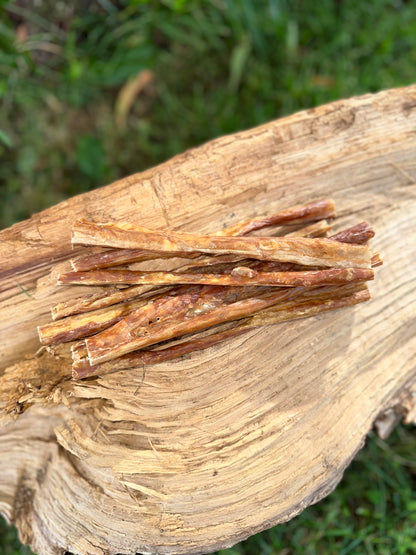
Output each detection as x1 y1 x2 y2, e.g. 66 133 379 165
330 222 375 244
72 327 248 379
214 198 336 235
84 287 326 364
54 282 269 348
52 222 375 320
58 267 374 288
72 221 371 269
71 219 331 274
71 199 336 271
50 285 167 321
38 296 148 345
73 285 369 379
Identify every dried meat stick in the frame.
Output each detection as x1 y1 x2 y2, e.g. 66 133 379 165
53 221 374 321
84 287 317 364
214 198 335 235
51 284 167 320
71 219 331 275
57 206 334 318
71 326 247 379
46 283 261 346
72 221 371 269
38 296 148 345
371 253 383 267
330 222 375 244
177 222 378 274
169 220 332 273
44 287 204 346
71 199 336 271
53 221 375 320
58 267 374 288
73 284 369 379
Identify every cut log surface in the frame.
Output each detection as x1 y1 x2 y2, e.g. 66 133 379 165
1 86 416 555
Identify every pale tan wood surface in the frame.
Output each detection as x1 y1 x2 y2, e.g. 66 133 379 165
0 85 415 555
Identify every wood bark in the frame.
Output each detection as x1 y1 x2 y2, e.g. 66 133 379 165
1 85 416 555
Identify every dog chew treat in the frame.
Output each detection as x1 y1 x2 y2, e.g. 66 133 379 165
58 267 374 288
47 284 264 346
71 199 336 271
51 221 374 321
330 222 375 244
71 326 247 379
71 219 332 273
35 197 380 380
215 198 336 235
38 296 149 345
84 286 330 364
73 283 370 379
72 221 371 269
51 284 167 321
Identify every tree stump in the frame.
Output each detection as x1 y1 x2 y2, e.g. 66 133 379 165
1 85 415 555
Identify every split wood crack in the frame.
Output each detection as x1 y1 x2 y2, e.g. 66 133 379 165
37 199 381 380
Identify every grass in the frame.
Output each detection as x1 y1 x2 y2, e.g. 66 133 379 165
0 0 415 553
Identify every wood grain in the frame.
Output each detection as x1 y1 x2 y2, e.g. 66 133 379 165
0 85 415 555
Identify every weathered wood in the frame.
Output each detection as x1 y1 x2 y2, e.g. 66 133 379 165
1 85 416 555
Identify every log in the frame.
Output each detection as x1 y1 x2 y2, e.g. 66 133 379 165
1 85 416 555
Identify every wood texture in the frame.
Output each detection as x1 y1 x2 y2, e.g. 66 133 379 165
1 85 416 555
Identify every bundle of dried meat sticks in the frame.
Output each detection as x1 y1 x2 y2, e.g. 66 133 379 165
38 199 381 379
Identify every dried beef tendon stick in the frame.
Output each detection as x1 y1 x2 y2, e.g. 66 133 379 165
213 198 335 236
73 283 370 379
74 281 271 362
38 296 149 345
59 203 335 319
64 286 210 352
169 221 370 276
51 284 168 320
72 221 371 269
53 221 377 321
285 219 332 237
330 222 375 244
171 220 332 273
84 287 318 364
371 253 383 267
245 282 370 326
71 326 247 379
72 248 189 273
48 283 265 346
71 199 336 271
58 267 374 288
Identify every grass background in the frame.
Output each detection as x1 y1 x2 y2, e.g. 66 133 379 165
0 0 415 553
